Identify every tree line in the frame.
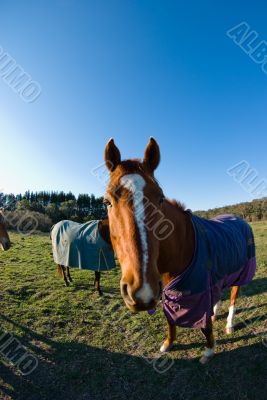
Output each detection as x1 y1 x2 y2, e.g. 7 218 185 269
0 191 107 224
0 191 266 233
195 197 267 222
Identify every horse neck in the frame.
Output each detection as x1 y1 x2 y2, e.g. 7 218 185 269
98 218 111 245
158 201 195 286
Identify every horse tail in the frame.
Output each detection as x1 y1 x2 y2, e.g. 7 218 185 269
57 265 64 277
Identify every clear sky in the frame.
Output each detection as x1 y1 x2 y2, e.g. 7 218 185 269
0 0 266 210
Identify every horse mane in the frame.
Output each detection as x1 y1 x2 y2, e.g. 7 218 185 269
168 199 186 212
120 159 148 175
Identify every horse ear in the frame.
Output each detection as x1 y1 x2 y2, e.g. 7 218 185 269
143 137 160 173
104 139 121 172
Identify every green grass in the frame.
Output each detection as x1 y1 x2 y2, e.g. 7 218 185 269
0 221 266 400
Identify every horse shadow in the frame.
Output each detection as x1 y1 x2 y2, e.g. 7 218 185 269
239 276 267 297
218 301 267 322
64 281 121 298
0 313 266 400
0 313 186 400
220 277 267 301
216 277 267 329
59 275 121 297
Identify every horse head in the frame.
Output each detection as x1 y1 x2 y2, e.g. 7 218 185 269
104 138 165 312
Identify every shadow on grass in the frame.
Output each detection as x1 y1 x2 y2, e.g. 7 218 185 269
240 277 267 297
221 277 267 301
0 313 182 400
234 312 267 332
218 305 267 327
171 329 263 352
1 313 267 400
54 271 121 297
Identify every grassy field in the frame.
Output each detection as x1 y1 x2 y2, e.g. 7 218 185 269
0 221 266 400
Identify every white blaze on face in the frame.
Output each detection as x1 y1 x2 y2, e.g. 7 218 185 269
120 174 153 304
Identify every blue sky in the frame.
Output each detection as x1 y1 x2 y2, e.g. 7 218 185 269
0 0 266 210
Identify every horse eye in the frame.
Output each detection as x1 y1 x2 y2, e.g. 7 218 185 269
103 198 112 208
159 195 165 204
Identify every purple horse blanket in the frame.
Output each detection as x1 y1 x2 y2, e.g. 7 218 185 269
163 214 256 329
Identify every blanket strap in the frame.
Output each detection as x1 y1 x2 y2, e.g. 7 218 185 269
98 248 109 271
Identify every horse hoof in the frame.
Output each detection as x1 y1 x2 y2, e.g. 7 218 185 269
199 346 215 364
160 342 173 353
199 354 214 364
65 282 69 287
97 290 103 296
225 326 234 334
211 315 216 323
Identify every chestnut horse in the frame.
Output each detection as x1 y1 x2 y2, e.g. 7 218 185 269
103 138 256 363
0 209 11 251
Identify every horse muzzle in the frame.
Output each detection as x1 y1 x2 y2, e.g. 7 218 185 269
1 240 11 251
121 280 162 313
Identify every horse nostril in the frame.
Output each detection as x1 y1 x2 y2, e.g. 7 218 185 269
121 283 137 306
122 283 128 297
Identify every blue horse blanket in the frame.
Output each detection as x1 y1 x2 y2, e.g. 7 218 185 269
51 220 116 271
163 214 256 329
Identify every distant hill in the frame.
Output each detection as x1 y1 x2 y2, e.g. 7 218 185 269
195 197 267 222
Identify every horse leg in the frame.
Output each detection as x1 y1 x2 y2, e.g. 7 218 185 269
66 267 72 283
94 271 103 296
160 320 176 352
61 265 69 287
226 285 240 334
57 264 69 287
200 317 216 364
211 299 222 322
